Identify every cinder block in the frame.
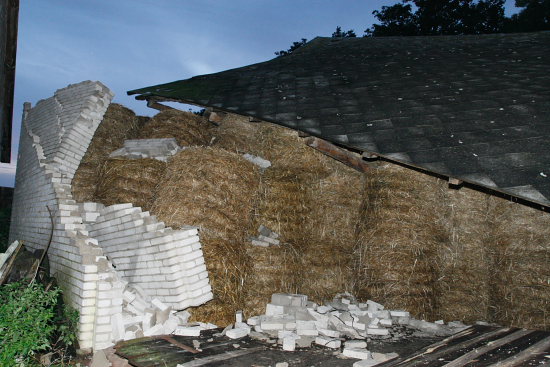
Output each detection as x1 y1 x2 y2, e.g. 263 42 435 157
318 328 341 338
389 310 409 318
282 335 298 351
345 340 368 349
143 324 165 337
271 293 308 307
315 336 341 349
226 327 250 339
343 348 372 360
266 303 285 316
174 326 202 337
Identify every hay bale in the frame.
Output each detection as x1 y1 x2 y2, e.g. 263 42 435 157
72 103 144 202
231 116 366 314
212 115 329 172
151 147 260 325
483 198 550 330
435 187 495 324
353 162 549 330
138 109 213 146
94 158 167 211
354 163 447 321
243 165 365 317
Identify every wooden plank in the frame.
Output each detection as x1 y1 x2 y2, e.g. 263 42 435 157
146 98 175 112
0 0 19 163
305 136 369 173
400 327 517 367
176 346 264 367
491 335 550 366
379 326 486 367
441 329 533 367
464 330 549 366
0 240 23 285
421 328 522 366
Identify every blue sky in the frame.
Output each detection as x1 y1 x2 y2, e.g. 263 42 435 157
0 0 520 187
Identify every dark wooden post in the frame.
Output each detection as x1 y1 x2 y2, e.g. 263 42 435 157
0 0 19 163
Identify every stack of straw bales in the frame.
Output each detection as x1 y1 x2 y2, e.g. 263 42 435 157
151 147 260 325
356 162 549 330
94 158 166 212
138 109 212 146
74 108 549 330
72 104 143 202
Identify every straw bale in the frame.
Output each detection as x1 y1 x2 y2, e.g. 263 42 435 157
72 103 144 202
94 158 167 211
353 162 549 329
82 108 548 330
138 109 213 146
242 164 365 317
353 163 447 321
151 147 260 325
212 114 331 172
482 197 550 330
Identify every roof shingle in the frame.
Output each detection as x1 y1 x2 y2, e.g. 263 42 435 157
129 32 550 206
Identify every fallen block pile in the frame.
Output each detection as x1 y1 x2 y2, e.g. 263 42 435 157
250 225 280 247
109 138 181 162
220 292 469 366
116 284 218 341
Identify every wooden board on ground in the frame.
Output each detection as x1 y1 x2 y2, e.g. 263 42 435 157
379 325 550 367
115 325 550 367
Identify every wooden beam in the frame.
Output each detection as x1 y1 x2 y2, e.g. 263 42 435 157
362 151 378 159
448 177 463 186
0 0 19 163
305 137 369 173
146 98 175 112
0 240 23 285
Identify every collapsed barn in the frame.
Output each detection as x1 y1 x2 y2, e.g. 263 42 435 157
7 32 550 352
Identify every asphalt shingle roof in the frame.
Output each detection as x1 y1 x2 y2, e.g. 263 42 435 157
128 32 550 206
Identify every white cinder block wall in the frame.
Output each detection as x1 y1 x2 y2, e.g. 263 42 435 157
9 81 213 351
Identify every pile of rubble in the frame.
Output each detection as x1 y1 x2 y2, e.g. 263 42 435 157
109 138 182 162
250 225 281 247
218 292 468 366
116 284 217 341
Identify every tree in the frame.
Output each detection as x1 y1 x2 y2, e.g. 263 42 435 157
365 0 506 36
275 26 357 57
365 2 417 36
332 26 357 38
275 38 308 57
505 0 550 32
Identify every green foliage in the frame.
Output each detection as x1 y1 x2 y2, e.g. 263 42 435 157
332 26 357 38
505 0 550 32
0 282 77 367
275 38 308 57
52 305 79 358
275 27 356 57
366 0 506 36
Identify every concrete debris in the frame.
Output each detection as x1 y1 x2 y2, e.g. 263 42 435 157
109 138 182 162
250 225 280 247
120 284 217 341
229 292 471 364
343 347 372 360
243 153 272 169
